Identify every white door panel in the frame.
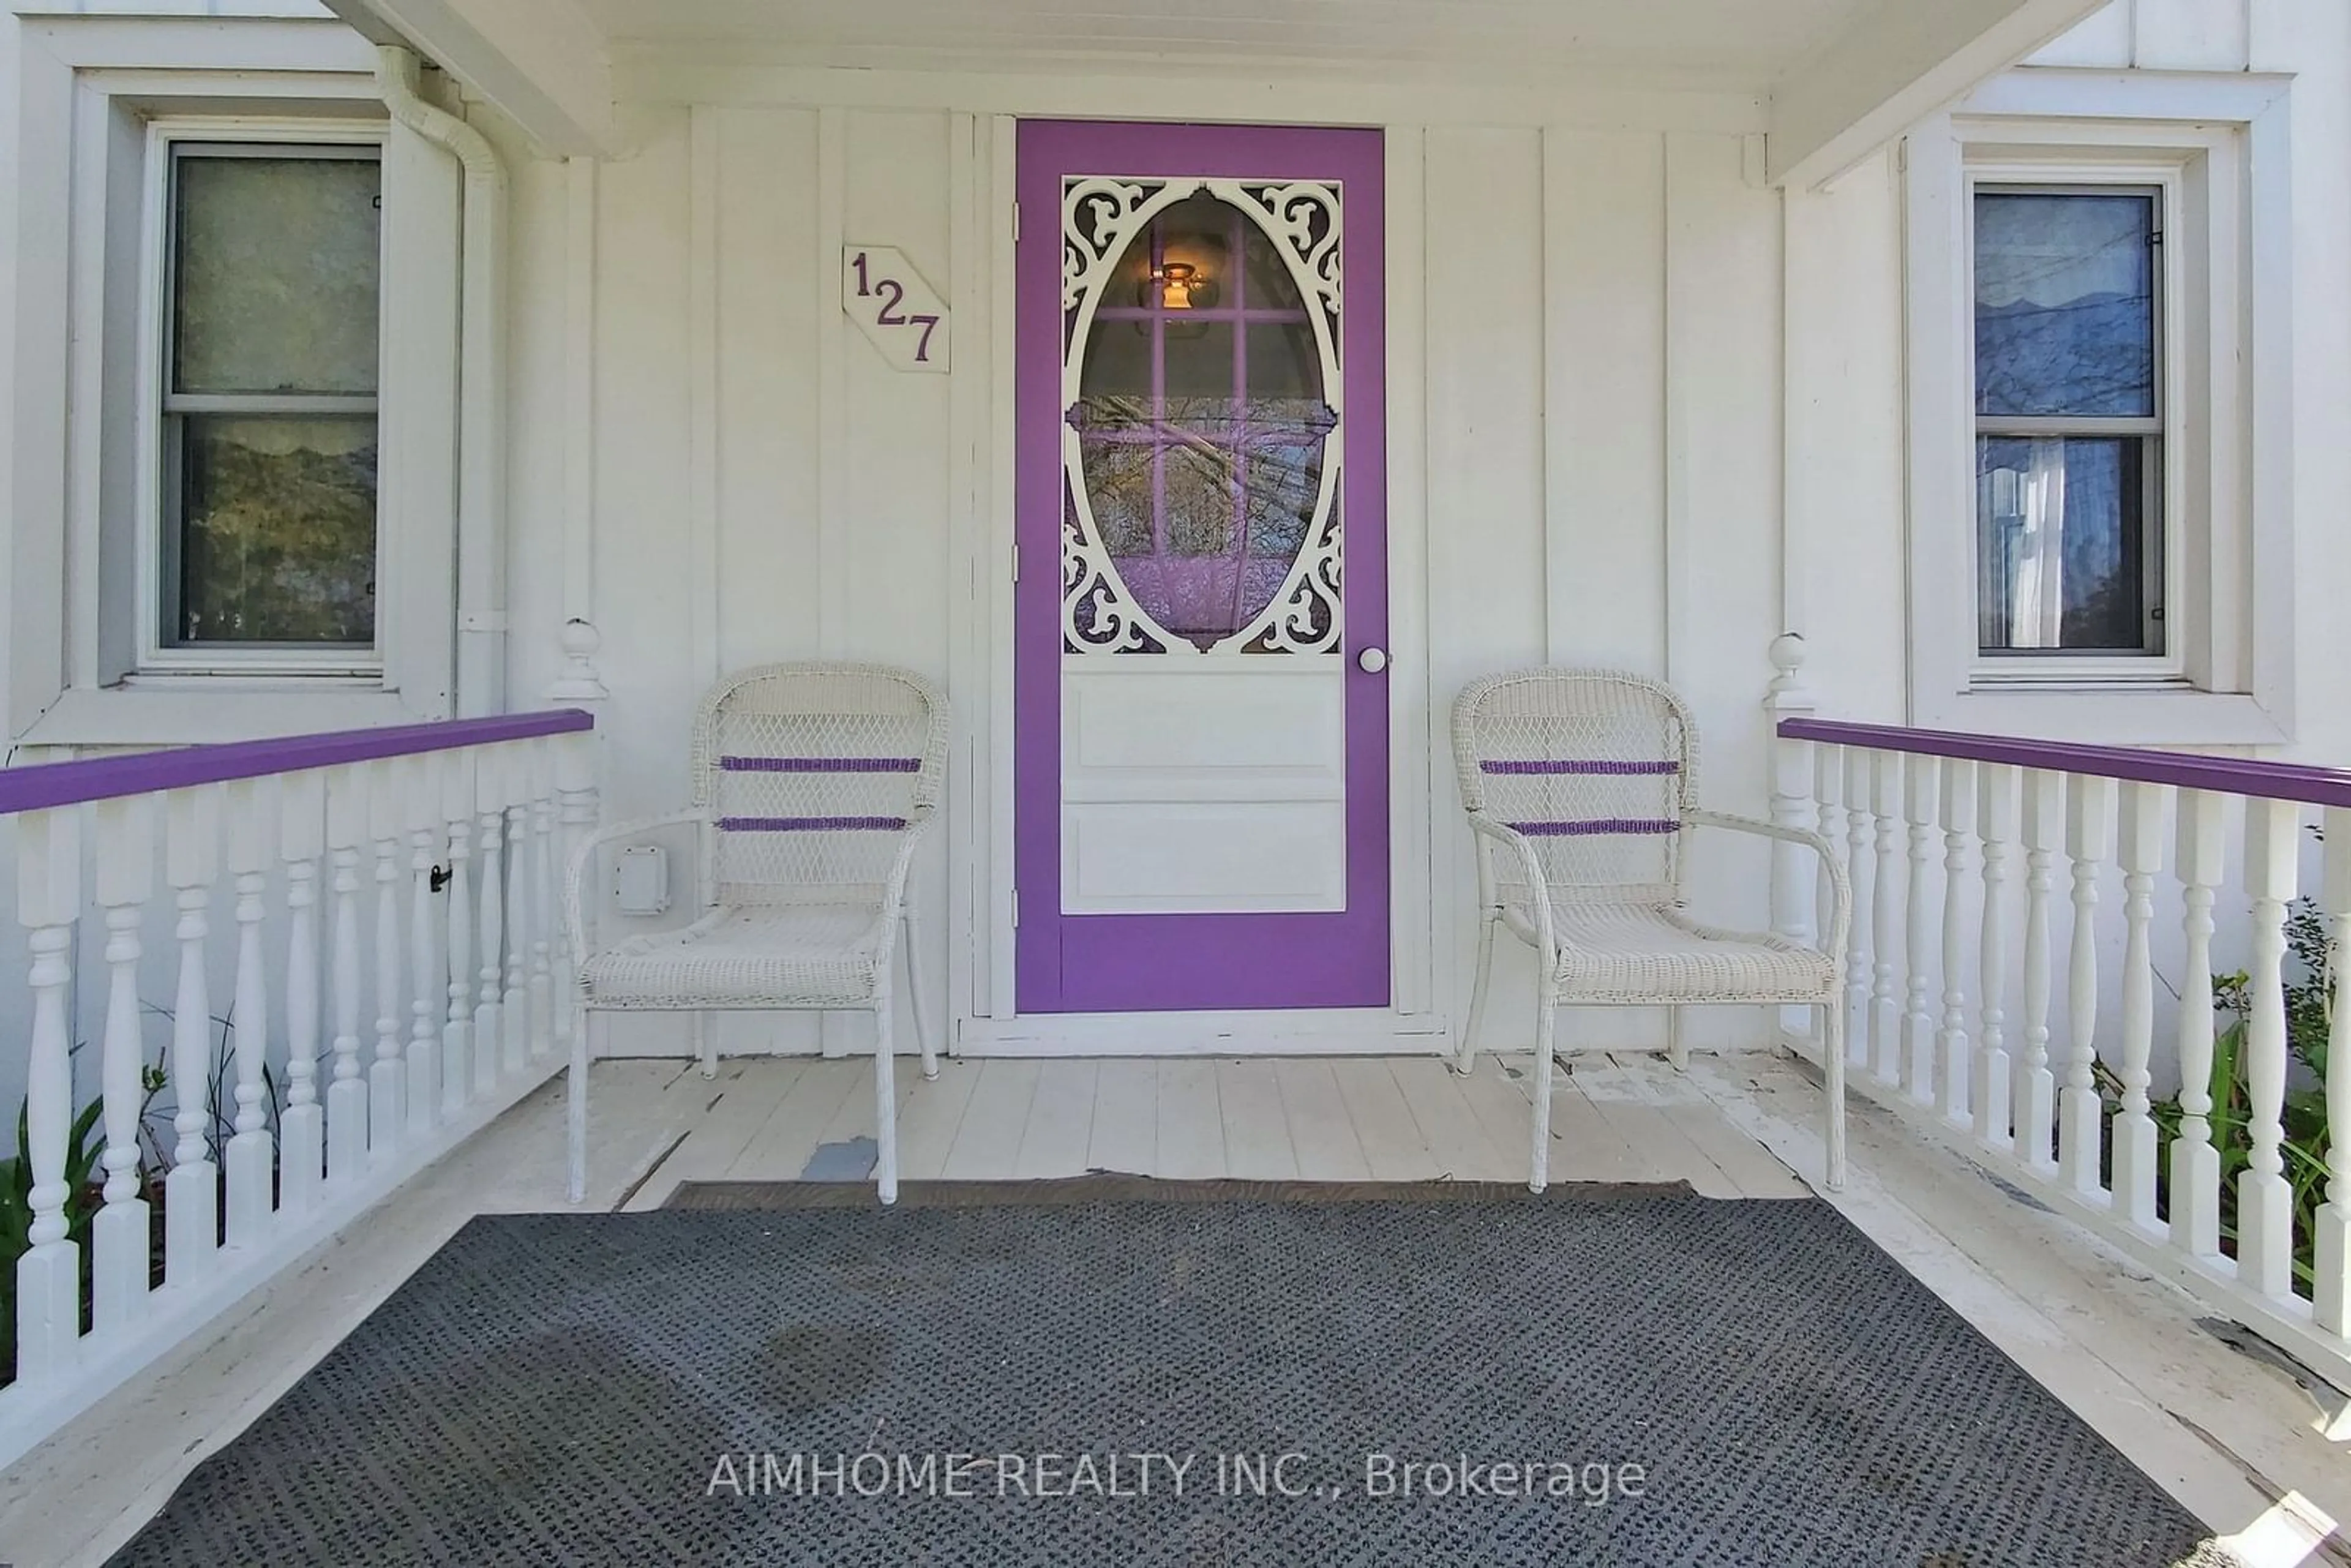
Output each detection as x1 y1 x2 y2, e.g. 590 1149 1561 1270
1063 800 1347 914
1064 659 1341 773
1061 658 1346 912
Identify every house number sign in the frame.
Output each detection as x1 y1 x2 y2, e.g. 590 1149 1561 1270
842 245 950 372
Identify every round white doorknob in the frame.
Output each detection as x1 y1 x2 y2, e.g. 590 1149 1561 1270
1358 647 1389 674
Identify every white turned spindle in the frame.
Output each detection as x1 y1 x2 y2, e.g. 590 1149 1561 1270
442 749 476 1115
18 808 83 1379
528 741 557 1060
1902 757 1938 1104
2314 808 2351 1331
1764 636 1817 1048
324 767 369 1184
369 758 408 1153
278 770 325 1218
165 786 222 1286
1974 764 2017 1150
1812 741 1840 922
1870 751 1902 1086
91 797 154 1333
2110 782 2165 1232
225 779 276 1245
504 795 530 1074
474 746 506 1097
2058 774 2115 1197
2239 797 2301 1299
2170 790 2226 1261
408 753 443 1138
2015 769 2063 1172
1841 748 1871 1065
503 756 530 1075
1937 758 1974 1125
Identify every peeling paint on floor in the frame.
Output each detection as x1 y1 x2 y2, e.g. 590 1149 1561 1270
798 1136 877 1182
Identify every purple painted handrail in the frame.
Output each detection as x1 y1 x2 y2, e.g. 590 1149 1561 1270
1780 718 2351 811
0 709 594 817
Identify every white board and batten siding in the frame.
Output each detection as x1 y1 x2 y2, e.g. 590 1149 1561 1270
496 72 1804 1060
12 0 2333 1068
527 0 2351 1057
2028 0 2255 70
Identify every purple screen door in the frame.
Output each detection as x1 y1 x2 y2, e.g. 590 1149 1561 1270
1015 120 1389 1013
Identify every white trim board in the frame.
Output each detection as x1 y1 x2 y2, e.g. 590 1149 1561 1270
617 54 1771 136
954 119 1443 1033
1384 122 1438 1021
944 108 986 1048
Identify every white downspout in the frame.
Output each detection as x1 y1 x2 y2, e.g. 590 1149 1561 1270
377 45 508 716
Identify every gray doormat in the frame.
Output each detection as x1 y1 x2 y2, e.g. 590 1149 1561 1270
110 1180 2238 1567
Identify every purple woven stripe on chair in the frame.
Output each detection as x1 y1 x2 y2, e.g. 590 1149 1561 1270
1505 819 1682 837
717 816 910 832
719 756 922 774
1481 759 1681 776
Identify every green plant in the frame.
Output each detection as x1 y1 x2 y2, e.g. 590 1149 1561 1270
0 1002 279 1388
0 1095 107 1379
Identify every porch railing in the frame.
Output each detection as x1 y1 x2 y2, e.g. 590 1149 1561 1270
0 709 599 1470
1774 715 2351 1388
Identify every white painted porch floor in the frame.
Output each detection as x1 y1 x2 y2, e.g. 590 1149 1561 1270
7 1049 2350 1566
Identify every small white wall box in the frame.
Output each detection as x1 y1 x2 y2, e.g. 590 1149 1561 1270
614 844 670 916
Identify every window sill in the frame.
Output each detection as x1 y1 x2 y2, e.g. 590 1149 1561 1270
1915 685 2289 749
116 669 386 690
12 683 434 752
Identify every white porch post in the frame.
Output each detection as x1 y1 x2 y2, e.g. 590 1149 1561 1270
549 619 609 1204
1764 634 1818 1051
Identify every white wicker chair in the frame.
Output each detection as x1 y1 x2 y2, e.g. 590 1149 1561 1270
1451 669 1851 1193
563 663 950 1205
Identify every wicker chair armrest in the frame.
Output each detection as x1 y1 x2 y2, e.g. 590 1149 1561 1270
1464 811 1557 966
1683 808 1851 961
879 808 937 927
563 809 710 973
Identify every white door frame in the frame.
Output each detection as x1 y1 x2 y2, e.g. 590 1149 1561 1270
946 116 1445 1057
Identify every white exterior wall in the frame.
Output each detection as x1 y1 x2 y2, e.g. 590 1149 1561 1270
1788 0 2351 763
543 0 2351 1060
1782 0 2351 1087
500 86 1794 1056
0 4 455 1117
3 0 2347 1073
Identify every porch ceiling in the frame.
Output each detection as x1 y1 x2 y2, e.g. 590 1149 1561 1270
326 0 2106 184
577 0 1887 81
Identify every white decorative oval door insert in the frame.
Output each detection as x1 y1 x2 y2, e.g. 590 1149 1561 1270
1016 121 1387 1016
1062 182 1341 655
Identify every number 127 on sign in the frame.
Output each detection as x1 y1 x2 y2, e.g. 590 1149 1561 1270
842 246 950 373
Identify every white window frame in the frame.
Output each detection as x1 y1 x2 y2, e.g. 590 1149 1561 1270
1902 71 2294 746
135 119 388 679
1967 169 2179 680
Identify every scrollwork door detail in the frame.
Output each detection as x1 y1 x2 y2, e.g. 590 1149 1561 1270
1059 176 1344 655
